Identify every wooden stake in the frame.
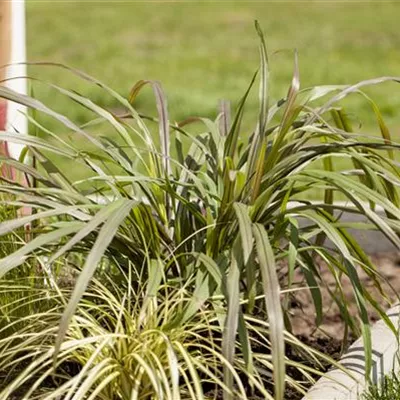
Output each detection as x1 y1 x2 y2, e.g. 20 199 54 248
0 0 11 78
0 0 15 179
0 1 30 234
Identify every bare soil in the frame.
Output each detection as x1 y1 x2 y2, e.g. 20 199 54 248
290 251 400 341
284 251 400 399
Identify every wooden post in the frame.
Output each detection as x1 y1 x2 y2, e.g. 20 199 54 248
1 0 11 125
0 1 11 79
1 0 31 229
0 0 14 179
0 0 27 176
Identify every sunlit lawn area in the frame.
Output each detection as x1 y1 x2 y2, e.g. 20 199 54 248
27 2 400 126
25 1 400 187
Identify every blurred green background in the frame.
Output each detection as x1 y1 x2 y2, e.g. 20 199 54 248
26 1 400 138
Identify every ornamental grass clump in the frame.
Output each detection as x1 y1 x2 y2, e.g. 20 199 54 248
0 264 330 399
0 22 400 399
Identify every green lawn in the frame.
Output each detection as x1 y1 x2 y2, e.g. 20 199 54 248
26 1 400 130
24 1 400 190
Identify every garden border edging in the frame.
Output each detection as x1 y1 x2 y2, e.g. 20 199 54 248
302 303 400 400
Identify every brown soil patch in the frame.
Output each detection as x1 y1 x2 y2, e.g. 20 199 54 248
280 252 400 399
289 251 400 341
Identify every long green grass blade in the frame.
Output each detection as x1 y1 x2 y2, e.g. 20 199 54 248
233 203 253 265
222 240 242 400
253 223 285 400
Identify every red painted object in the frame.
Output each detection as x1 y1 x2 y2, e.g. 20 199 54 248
0 102 9 155
0 100 31 225
0 101 6 129
0 101 16 180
